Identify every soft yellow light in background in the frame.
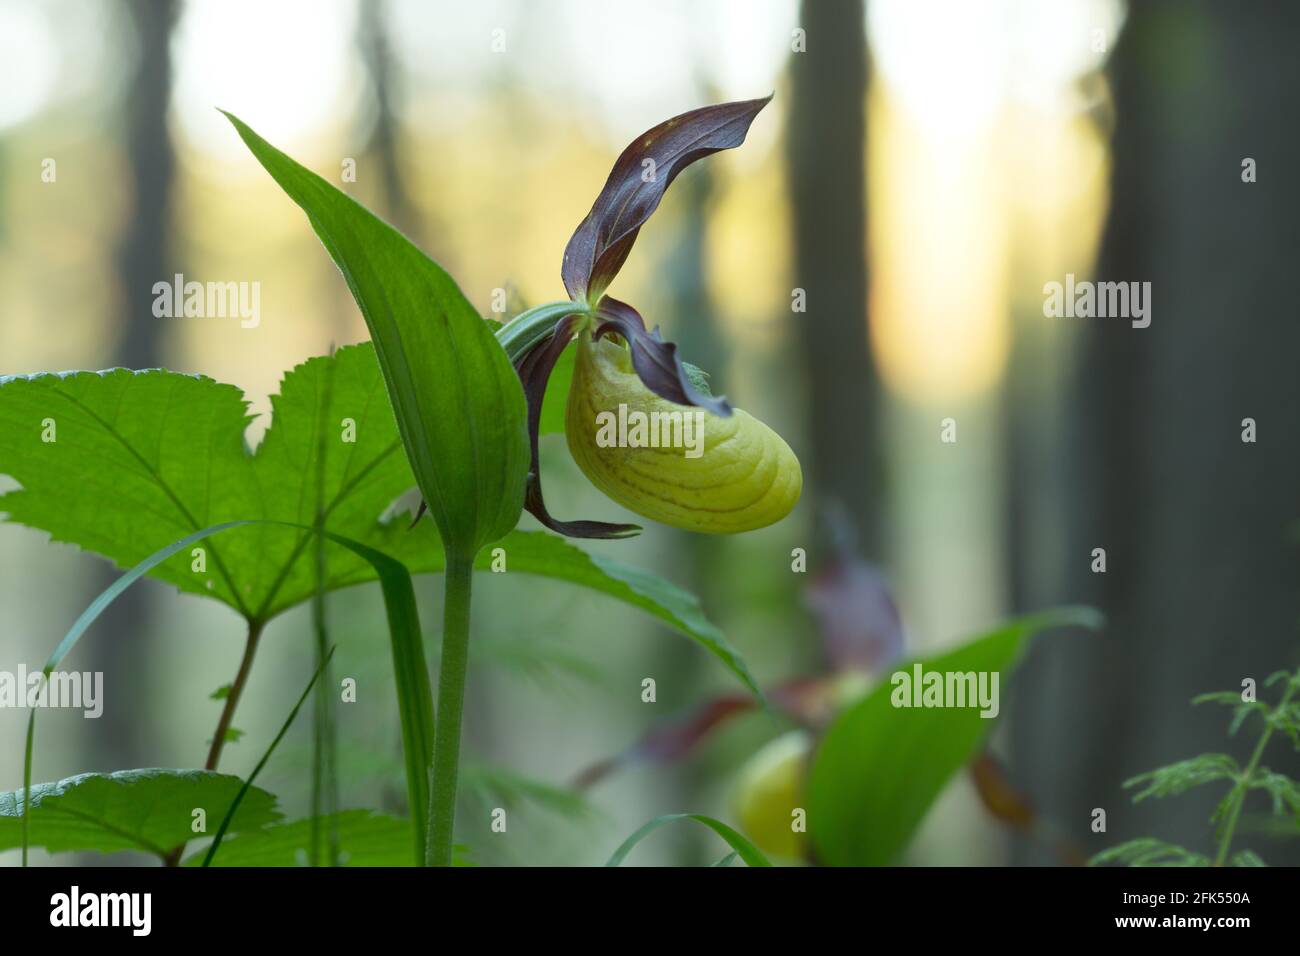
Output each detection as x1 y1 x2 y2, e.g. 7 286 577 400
863 0 1123 864
171 0 363 160
866 0 1123 403
869 89 1012 401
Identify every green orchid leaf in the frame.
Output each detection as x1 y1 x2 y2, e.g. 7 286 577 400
223 111 529 561
0 770 279 860
808 607 1102 866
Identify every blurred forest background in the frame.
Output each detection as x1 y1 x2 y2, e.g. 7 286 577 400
2 0 1298 866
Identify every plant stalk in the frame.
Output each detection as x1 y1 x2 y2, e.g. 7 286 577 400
426 553 474 866
1213 674 1298 866
161 618 264 867
205 619 266 771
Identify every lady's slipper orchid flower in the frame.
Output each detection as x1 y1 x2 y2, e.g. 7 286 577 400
499 97 801 538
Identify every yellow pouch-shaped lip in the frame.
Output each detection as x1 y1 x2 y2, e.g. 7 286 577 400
566 332 801 534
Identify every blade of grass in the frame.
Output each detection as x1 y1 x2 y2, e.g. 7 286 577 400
320 532 433 865
605 813 772 867
202 647 335 867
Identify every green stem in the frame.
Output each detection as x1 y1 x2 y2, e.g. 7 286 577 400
425 553 474 866
1214 675 1297 866
495 300 590 363
204 619 265 771
160 618 264 867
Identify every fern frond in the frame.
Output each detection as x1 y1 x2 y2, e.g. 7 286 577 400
1230 849 1267 867
1123 754 1239 803
1090 838 1210 867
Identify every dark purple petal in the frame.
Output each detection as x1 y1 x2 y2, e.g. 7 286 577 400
569 675 843 791
593 296 732 417
805 558 904 673
516 314 641 539
571 695 755 790
562 96 772 302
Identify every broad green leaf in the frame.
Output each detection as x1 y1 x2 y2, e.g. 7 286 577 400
605 813 772 867
808 607 1102 866
0 770 279 859
184 811 471 867
384 529 760 699
0 347 414 621
0 347 756 695
224 111 529 559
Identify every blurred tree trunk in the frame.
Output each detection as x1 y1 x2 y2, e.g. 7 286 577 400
89 0 179 775
1012 0 1300 865
357 0 419 241
786 0 880 555
351 0 418 827
115 0 175 371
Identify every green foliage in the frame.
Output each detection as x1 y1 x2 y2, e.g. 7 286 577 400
202 646 334 866
0 770 279 860
0 344 756 695
808 607 1101 866
539 345 575 436
605 813 772 867
1 103 778 870
471 634 604 688
1090 838 1211 868
460 531 761 698
1092 667 1300 867
12 509 437 867
459 766 594 821
223 111 529 562
0 346 415 620
1123 754 1241 805
184 810 471 867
